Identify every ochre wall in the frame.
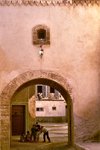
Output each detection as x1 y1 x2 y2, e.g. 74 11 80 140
12 85 35 133
0 2 100 148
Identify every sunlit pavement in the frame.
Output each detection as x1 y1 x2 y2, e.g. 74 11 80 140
75 142 100 150
11 123 76 150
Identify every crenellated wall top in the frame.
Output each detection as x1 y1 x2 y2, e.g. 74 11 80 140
0 0 100 6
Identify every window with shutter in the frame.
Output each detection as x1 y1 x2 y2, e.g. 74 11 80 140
55 90 59 98
47 86 50 98
42 85 46 98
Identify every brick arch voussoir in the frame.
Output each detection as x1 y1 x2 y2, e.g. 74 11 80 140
1 70 73 102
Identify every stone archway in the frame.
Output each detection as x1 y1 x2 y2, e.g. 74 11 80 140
0 70 74 150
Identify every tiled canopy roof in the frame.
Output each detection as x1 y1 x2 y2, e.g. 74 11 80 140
0 0 100 6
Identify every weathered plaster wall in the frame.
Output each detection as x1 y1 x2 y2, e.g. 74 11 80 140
0 2 100 146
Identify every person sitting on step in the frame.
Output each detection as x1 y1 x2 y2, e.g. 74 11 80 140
20 132 25 142
25 131 31 142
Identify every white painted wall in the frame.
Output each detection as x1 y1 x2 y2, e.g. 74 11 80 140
36 100 66 117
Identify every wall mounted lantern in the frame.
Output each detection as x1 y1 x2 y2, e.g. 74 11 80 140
39 44 44 58
38 29 45 58
33 24 50 58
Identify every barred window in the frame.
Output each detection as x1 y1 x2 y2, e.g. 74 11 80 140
33 24 50 45
52 107 56 110
36 107 44 111
37 29 46 40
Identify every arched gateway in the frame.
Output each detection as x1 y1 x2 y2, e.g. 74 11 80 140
0 70 74 150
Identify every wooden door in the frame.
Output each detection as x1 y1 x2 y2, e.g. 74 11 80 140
12 105 25 135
